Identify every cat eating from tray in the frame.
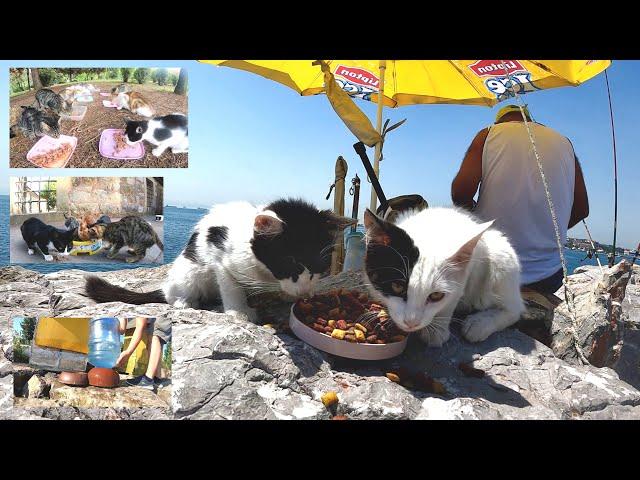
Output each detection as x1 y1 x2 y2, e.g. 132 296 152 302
123 113 188 157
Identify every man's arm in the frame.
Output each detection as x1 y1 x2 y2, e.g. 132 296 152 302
451 128 489 210
568 155 589 229
116 317 149 367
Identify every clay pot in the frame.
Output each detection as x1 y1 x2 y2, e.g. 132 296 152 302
88 367 120 388
58 371 88 387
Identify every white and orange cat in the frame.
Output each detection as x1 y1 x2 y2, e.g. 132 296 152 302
112 91 155 117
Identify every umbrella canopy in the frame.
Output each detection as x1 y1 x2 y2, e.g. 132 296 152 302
201 60 611 210
201 60 610 107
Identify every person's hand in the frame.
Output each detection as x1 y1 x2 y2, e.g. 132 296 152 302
116 350 132 368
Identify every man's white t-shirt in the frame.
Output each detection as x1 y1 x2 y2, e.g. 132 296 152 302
474 121 575 285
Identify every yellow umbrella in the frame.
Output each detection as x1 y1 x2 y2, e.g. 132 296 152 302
201 60 611 209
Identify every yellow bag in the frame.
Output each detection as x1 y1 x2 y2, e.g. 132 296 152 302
34 317 90 354
316 61 381 147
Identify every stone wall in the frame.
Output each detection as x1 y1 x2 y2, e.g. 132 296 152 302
57 177 150 216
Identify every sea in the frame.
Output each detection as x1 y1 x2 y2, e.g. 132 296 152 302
0 195 634 275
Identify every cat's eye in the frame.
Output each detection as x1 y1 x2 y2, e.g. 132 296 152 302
391 281 406 295
427 292 445 302
136 126 143 133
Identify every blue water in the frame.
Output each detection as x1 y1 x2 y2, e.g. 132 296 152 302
0 194 632 275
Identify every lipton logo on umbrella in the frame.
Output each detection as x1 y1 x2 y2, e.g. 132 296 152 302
334 65 380 90
469 60 526 77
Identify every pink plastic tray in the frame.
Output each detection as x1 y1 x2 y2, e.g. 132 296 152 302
99 129 145 160
100 92 110 97
102 100 117 108
26 135 77 168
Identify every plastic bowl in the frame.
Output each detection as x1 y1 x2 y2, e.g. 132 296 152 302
102 100 117 108
26 134 78 168
88 367 120 388
60 104 87 121
289 305 408 360
99 128 145 160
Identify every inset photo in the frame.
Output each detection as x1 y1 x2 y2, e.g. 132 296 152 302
9 176 164 264
9 67 188 168
12 316 171 414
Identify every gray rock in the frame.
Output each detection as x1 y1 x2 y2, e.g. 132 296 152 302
551 261 631 367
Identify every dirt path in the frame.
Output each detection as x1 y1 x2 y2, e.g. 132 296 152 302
10 82 188 168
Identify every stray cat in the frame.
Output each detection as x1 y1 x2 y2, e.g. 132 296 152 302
20 217 74 261
10 106 60 139
35 88 72 115
112 91 155 117
363 207 525 346
124 113 188 157
111 83 132 95
84 199 355 322
97 215 163 263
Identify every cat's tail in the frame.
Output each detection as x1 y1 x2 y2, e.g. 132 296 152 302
85 275 166 305
154 230 164 251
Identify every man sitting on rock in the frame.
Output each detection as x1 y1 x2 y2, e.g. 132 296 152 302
451 104 589 294
116 316 171 390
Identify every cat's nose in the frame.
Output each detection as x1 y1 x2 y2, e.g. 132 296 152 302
404 316 421 330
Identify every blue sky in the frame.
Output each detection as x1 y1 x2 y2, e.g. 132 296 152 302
2 60 638 249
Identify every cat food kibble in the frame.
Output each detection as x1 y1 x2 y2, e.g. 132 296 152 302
321 391 339 407
293 289 407 345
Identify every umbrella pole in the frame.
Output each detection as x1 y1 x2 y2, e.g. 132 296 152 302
369 60 387 212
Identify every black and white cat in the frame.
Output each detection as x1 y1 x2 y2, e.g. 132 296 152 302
124 113 188 157
85 199 354 321
20 217 75 261
363 207 525 346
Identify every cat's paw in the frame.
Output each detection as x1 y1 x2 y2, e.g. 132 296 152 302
461 311 497 343
418 326 450 347
152 147 164 157
43 254 54 262
27 249 34 255
226 308 259 324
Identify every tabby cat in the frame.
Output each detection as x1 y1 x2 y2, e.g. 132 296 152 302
35 88 72 115
97 215 163 263
10 106 60 139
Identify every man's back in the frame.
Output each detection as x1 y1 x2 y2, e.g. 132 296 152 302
474 121 575 285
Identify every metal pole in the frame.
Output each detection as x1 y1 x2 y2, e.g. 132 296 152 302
369 60 387 211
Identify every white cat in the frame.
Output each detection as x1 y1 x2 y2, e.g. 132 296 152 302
85 199 354 323
363 206 525 346
123 114 188 157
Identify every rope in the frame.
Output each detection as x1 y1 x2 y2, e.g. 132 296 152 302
604 70 619 268
500 61 589 365
582 219 603 269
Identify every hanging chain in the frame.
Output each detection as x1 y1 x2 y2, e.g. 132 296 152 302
500 61 589 365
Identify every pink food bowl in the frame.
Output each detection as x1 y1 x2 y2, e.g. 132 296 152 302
99 128 145 160
102 100 117 108
26 135 78 168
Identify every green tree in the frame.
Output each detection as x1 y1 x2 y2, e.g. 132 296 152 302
37 68 61 87
106 68 119 79
155 68 169 86
20 317 37 343
120 67 134 83
133 68 150 84
161 341 172 372
12 337 29 364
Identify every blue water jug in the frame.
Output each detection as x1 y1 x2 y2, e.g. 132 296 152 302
88 317 121 368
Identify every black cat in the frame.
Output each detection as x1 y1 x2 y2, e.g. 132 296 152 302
20 217 75 261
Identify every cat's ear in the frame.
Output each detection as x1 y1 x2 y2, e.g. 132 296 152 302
322 211 357 231
364 209 393 246
254 212 284 237
448 220 494 269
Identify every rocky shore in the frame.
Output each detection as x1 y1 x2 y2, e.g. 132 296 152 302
1 262 639 420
